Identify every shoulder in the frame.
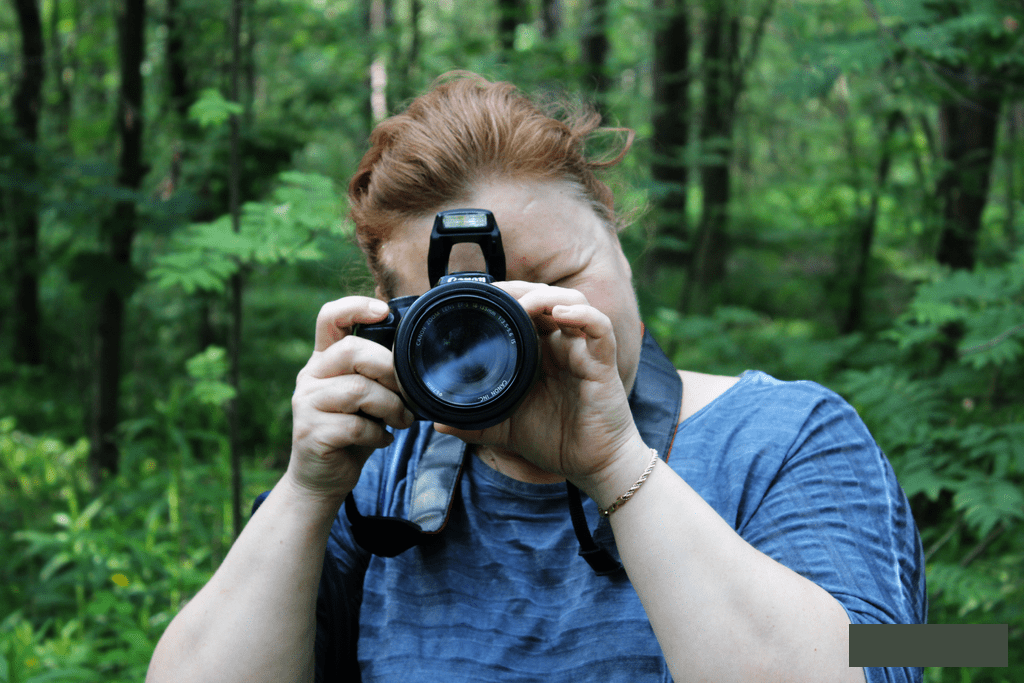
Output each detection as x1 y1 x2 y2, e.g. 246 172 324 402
677 369 741 424
677 369 855 424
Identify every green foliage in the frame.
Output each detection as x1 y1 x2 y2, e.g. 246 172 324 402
0 346 278 681
187 89 244 130
888 248 1024 370
149 171 348 294
835 257 1024 681
650 305 862 383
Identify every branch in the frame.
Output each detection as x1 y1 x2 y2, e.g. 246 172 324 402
737 0 776 88
861 0 997 116
925 510 964 563
959 521 1006 569
958 322 1024 357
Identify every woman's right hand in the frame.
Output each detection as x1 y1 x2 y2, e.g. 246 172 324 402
287 296 416 502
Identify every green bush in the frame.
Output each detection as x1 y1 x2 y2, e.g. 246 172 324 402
1 347 279 681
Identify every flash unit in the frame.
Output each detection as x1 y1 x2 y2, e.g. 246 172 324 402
441 211 489 230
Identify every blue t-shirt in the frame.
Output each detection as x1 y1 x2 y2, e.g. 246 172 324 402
256 359 926 682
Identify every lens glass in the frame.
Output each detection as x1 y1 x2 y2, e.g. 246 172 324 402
410 300 519 407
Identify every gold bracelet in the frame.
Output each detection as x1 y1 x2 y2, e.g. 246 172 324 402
598 448 659 517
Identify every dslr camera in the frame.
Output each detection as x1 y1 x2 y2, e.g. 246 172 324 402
355 209 539 430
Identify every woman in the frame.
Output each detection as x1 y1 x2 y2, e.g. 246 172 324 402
147 73 926 683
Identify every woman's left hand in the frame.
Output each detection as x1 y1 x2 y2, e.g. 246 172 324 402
434 281 647 495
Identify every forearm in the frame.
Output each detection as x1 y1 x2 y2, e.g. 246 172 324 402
589 442 865 683
146 473 342 683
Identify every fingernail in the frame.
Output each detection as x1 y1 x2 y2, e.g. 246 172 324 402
369 300 389 315
404 408 415 425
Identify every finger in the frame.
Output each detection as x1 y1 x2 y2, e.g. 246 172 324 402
303 374 415 430
549 304 619 371
304 335 403 393
550 304 614 340
300 411 397 452
514 285 590 317
314 297 391 353
492 280 546 299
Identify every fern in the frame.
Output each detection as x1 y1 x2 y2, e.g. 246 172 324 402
149 171 347 295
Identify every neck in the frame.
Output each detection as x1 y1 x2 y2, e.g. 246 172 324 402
475 445 565 485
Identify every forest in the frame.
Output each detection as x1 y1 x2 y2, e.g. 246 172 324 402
1 0 1022 680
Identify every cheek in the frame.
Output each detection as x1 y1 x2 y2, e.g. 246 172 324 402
579 280 641 356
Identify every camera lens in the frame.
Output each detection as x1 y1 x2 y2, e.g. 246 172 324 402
393 283 539 430
412 302 519 406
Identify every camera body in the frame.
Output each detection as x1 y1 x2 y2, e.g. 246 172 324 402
355 209 540 430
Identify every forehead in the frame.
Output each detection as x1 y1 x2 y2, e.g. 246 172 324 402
378 179 609 295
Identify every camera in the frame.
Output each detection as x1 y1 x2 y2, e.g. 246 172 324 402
355 209 540 430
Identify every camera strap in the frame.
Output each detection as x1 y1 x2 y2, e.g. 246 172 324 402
345 427 468 558
564 328 683 575
346 329 682 576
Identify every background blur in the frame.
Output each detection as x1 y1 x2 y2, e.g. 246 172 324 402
1 0 1021 680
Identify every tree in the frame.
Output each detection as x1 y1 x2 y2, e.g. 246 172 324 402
497 0 528 56
646 0 691 290
841 109 902 333
540 0 560 40
166 0 190 121
10 0 44 366
683 0 774 314
580 0 611 111
863 0 1024 271
90 0 145 481
934 87 1002 270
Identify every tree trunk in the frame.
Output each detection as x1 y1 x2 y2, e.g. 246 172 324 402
48 0 72 144
166 0 189 119
11 0 44 367
90 0 145 482
395 0 421 103
580 0 610 110
645 0 690 290
497 0 527 56
540 0 560 40
683 3 738 314
842 110 902 334
682 0 774 314
935 86 1001 271
366 0 388 125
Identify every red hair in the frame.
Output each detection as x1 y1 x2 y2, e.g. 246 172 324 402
348 72 633 293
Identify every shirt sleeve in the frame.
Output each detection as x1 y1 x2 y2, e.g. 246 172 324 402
731 382 928 683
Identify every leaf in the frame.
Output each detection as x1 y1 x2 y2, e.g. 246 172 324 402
190 381 236 407
39 552 73 582
953 475 1024 538
185 347 229 382
187 88 243 129
899 461 957 502
149 251 237 294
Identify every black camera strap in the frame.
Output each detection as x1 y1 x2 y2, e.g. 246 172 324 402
345 428 468 558
564 329 682 575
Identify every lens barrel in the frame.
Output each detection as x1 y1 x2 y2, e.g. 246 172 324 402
392 282 539 430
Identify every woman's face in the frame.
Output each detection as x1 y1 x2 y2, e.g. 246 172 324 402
375 178 644 393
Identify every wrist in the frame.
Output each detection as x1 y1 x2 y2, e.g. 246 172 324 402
570 434 654 511
279 466 350 522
